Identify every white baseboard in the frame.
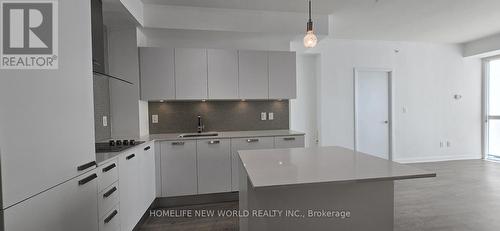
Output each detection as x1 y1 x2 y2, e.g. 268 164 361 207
394 154 481 164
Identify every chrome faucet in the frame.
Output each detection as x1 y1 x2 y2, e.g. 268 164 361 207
197 115 205 133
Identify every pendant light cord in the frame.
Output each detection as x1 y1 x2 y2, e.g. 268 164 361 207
308 0 312 22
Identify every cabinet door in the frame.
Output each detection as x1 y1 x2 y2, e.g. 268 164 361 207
119 150 141 231
274 136 305 149
175 48 208 100
269 51 297 99
238 50 269 99
140 143 156 211
208 49 238 99
4 170 99 231
230 137 274 191
197 139 231 194
139 47 175 100
161 140 198 197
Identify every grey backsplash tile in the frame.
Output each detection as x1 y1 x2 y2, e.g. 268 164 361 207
149 100 289 134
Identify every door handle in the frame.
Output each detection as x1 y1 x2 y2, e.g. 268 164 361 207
126 154 135 160
283 137 296 141
104 210 118 223
172 141 185 146
103 186 117 198
102 163 116 173
383 121 389 124
144 146 151 151
247 139 259 143
208 140 220 144
77 161 96 171
78 173 97 186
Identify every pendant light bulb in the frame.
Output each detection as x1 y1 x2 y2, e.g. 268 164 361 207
303 0 317 48
304 30 317 48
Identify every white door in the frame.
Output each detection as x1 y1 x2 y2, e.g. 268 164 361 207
355 70 391 159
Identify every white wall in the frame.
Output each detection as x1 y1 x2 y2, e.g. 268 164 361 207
311 39 482 163
290 55 320 147
137 28 294 51
463 32 500 57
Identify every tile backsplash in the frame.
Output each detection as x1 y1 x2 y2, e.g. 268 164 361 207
148 100 289 134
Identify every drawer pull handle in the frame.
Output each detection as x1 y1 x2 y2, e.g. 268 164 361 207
284 137 296 141
78 173 97 186
247 139 259 143
102 163 116 173
144 146 151 151
172 141 185 145
208 140 220 144
126 154 135 160
103 187 117 198
77 161 96 171
104 210 118 223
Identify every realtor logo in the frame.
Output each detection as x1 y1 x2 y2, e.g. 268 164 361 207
1 0 58 69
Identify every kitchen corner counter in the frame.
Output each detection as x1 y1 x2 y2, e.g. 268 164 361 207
143 130 305 142
238 146 436 188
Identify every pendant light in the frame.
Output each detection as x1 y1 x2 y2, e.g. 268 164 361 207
303 0 318 48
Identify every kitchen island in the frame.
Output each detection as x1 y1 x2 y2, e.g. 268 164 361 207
238 146 436 231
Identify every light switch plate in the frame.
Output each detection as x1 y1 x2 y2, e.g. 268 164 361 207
102 116 108 127
268 112 274 120
152 115 159 124
261 112 267 121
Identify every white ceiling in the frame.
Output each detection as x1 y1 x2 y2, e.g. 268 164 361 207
140 0 500 43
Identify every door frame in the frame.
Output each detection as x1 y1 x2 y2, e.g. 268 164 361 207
353 67 394 160
482 55 500 159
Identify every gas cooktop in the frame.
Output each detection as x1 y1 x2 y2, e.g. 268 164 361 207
95 139 145 153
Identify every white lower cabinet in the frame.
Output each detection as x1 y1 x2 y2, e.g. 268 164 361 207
197 139 232 194
119 150 141 231
274 136 305 149
230 137 275 191
161 140 198 197
139 144 156 211
3 170 99 231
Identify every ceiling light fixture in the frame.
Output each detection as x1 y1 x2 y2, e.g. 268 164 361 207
303 0 317 48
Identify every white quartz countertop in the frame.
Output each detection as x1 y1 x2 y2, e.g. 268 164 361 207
238 146 436 188
144 130 305 141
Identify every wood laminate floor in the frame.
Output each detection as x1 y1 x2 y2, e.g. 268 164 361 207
138 160 500 231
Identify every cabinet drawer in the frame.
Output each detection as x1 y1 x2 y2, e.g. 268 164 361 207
99 205 120 231
98 160 118 192
274 136 305 149
98 182 119 218
230 137 274 191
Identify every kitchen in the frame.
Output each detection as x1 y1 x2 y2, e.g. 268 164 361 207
1 0 500 231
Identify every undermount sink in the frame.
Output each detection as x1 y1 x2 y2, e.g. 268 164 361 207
178 132 219 138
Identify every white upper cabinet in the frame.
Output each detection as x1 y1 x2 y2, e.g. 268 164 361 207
207 49 239 99
238 50 269 99
139 47 175 100
175 48 208 100
269 51 297 99
138 48 297 101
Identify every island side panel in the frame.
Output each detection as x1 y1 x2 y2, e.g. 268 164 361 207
239 154 249 231
241 180 394 231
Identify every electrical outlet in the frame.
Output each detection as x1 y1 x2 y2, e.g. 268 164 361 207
261 112 267 121
102 116 108 127
268 112 274 120
402 106 408 113
152 115 159 124
446 141 451 148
